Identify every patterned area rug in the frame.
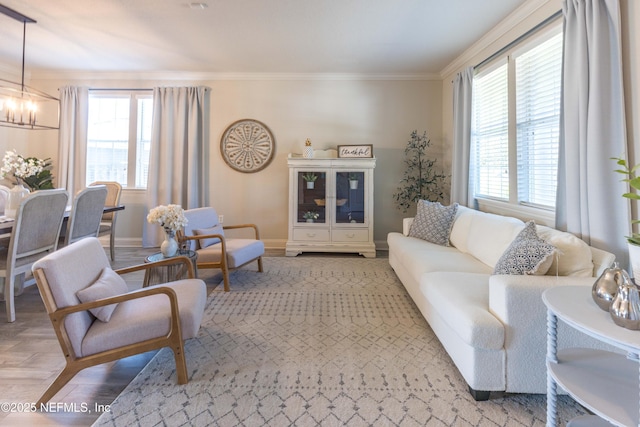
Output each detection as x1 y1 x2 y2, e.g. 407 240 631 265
93 257 584 426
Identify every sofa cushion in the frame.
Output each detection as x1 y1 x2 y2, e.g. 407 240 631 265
76 267 129 322
456 209 525 268
388 233 493 280
420 272 504 350
536 225 594 277
493 221 556 275
408 200 458 246
194 224 224 248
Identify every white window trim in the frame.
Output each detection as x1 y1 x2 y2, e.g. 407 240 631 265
472 21 562 224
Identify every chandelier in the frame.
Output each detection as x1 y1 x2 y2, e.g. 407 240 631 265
0 4 59 130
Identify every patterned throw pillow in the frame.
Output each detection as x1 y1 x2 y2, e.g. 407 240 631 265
408 200 459 246
493 221 556 275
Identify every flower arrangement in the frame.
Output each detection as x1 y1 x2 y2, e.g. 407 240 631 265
1 150 54 191
147 204 188 233
303 211 320 220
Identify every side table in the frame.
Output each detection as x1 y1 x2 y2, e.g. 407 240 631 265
543 285 640 427
143 250 198 287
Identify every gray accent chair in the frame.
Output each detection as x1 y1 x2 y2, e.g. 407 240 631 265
32 237 207 405
90 181 122 261
63 185 108 246
180 207 264 291
0 188 69 322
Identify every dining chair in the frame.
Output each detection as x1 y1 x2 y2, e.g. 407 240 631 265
32 237 207 405
90 181 122 261
0 184 10 214
0 188 69 322
179 207 264 292
63 185 108 246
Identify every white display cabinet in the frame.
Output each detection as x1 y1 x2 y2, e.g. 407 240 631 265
286 152 376 258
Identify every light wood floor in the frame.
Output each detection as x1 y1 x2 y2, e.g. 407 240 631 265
0 247 383 426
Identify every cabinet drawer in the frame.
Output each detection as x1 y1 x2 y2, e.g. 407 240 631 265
293 228 330 242
332 229 369 242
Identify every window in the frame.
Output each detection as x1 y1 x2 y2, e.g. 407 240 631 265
471 26 563 211
86 92 153 188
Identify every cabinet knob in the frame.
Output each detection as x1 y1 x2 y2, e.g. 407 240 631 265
306 233 316 237
347 233 355 238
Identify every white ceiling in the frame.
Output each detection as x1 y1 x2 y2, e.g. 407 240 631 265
0 0 527 77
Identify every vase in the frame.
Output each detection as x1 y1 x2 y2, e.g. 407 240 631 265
306 181 314 189
349 180 359 190
628 242 640 282
5 184 30 219
161 230 179 257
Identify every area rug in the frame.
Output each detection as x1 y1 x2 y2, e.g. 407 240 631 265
93 256 584 426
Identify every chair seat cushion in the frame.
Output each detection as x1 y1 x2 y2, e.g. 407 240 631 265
80 278 207 357
197 239 264 268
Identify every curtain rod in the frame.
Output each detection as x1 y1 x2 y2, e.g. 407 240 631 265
89 88 153 92
474 9 563 70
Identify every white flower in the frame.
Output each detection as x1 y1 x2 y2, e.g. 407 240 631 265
147 204 188 232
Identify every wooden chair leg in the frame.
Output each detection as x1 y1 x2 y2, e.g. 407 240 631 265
37 364 81 405
222 267 230 292
257 256 264 273
172 342 188 385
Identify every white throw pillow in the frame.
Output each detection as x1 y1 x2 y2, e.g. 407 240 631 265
408 200 458 246
537 225 594 277
194 225 225 248
493 221 556 276
76 267 129 322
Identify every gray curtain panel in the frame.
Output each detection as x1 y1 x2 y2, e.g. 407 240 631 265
143 86 210 248
451 66 474 207
556 0 629 264
57 86 89 199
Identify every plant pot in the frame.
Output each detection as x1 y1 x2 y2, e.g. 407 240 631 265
306 181 314 189
306 219 314 223
349 180 358 190
629 242 640 281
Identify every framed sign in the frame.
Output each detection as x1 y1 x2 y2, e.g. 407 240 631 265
220 119 275 173
337 144 373 158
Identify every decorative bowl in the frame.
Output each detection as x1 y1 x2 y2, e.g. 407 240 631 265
336 199 347 206
314 199 326 206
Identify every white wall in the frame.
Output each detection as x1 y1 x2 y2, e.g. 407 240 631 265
0 76 443 249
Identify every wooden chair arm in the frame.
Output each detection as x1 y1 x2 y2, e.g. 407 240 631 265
223 223 261 240
51 286 179 319
115 255 195 279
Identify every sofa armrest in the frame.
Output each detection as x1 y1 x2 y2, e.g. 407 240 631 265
403 217 414 236
488 274 597 393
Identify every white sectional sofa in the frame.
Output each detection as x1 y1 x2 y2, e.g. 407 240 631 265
387 205 615 400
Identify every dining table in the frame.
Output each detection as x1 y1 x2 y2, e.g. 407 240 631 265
0 205 125 235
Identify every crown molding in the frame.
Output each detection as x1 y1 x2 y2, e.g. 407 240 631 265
439 0 561 78
31 70 442 82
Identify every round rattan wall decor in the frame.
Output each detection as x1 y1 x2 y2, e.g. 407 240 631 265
220 119 275 173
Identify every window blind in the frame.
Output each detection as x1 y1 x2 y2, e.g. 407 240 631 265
515 32 563 209
472 63 509 200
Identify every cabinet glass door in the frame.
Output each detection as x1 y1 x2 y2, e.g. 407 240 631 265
335 171 365 224
297 171 326 224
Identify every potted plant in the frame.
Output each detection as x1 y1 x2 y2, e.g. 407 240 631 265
348 173 359 190
393 130 448 213
303 211 319 223
302 172 318 189
613 156 640 278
